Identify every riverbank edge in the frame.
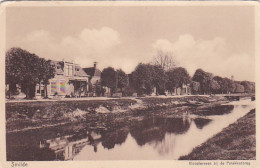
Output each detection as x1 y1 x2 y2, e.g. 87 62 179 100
6 95 228 133
179 108 256 160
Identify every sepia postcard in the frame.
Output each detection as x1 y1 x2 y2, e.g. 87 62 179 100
0 1 259 168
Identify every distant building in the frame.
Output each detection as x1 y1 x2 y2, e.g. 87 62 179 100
83 62 102 96
83 62 101 85
36 60 90 98
167 83 191 96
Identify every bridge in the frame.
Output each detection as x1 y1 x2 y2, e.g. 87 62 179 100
216 93 255 101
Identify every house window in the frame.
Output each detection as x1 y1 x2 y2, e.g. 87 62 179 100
65 64 73 76
57 66 61 69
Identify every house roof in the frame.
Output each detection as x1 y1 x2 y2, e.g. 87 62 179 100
74 65 89 77
51 61 64 75
83 67 101 77
51 60 89 77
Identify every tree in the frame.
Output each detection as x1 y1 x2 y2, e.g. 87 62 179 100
116 69 129 92
150 64 167 95
165 69 176 94
6 48 41 99
240 81 255 93
191 81 200 94
38 59 55 98
213 76 235 94
132 63 167 96
132 63 153 95
233 82 245 93
210 79 220 94
166 67 191 94
153 50 176 71
192 69 213 94
101 67 116 96
172 67 191 87
222 77 234 94
213 76 226 94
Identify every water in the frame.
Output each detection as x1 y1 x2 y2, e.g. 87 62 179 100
6 98 255 161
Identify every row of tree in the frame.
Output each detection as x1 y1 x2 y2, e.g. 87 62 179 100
6 48 55 98
192 69 254 94
6 47 255 98
100 63 255 96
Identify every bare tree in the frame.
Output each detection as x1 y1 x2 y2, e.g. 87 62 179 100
153 50 176 71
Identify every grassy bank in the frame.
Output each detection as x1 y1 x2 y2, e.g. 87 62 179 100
179 109 256 160
6 96 227 133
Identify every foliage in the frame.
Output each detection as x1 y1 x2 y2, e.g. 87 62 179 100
192 69 213 94
165 67 191 94
150 64 167 95
131 63 153 95
191 81 200 94
38 58 55 98
240 81 255 93
123 86 136 97
210 79 220 94
38 59 55 85
101 67 116 95
165 69 176 94
116 69 129 91
233 82 245 93
213 76 234 94
6 47 55 99
131 63 167 95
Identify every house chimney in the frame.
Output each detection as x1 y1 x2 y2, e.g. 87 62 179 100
94 62 97 69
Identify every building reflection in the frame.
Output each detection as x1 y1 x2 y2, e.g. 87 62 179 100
39 130 101 160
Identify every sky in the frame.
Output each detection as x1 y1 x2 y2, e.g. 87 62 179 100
6 5 255 81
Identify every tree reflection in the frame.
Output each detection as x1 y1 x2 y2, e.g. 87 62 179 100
193 118 212 129
101 127 129 149
130 116 191 146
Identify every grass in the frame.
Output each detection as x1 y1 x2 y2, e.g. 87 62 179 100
179 109 256 160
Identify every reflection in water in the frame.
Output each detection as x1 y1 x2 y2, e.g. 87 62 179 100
6 99 254 160
194 118 212 129
101 128 129 149
40 133 90 160
130 117 191 146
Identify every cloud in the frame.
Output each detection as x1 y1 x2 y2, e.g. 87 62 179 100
10 30 254 81
152 34 254 81
61 27 120 54
25 30 53 42
14 27 121 68
152 39 175 52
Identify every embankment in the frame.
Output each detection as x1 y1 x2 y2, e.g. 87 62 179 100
179 109 256 160
6 95 228 133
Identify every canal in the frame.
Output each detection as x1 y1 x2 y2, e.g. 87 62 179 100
6 98 255 161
